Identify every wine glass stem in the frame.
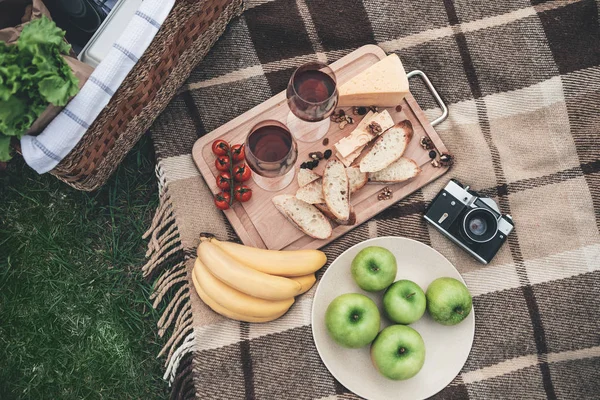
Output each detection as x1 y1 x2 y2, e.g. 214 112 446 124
252 168 295 192
286 111 331 143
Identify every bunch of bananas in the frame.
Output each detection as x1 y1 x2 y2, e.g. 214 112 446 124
193 237 327 323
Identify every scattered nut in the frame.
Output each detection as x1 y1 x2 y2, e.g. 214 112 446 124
377 186 393 201
439 153 455 167
339 120 348 130
309 151 324 160
368 105 379 113
395 105 403 112
367 122 382 135
431 159 440 168
330 109 346 123
324 149 332 159
428 150 437 159
420 136 434 150
322 138 329 146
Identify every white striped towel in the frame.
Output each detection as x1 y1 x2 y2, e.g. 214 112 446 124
21 0 176 174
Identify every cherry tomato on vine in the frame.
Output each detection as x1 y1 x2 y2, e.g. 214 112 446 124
216 172 232 191
234 185 252 202
214 191 231 210
233 164 251 182
215 155 231 172
211 140 229 156
231 144 245 162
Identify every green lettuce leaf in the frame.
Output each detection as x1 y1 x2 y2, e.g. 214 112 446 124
17 16 70 55
38 75 77 107
0 16 80 159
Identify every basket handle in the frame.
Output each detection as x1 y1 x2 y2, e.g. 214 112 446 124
407 70 448 127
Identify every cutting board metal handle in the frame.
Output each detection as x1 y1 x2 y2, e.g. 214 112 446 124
407 70 448 127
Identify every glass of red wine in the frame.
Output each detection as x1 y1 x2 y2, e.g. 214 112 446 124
286 62 338 142
245 120 298 191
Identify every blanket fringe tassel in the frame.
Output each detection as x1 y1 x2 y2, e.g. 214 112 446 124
143 188 197 393
142 0 247 396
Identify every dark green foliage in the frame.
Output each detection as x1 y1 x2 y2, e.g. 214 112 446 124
0 137 167 399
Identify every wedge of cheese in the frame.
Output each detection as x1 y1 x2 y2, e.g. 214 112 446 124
338 54 409 107
335 110 375 166
334 110 394 158
337 148 361 167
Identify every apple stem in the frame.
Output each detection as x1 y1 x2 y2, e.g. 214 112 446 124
456 310 463 315
352 314 359 321
405 292 415 299
398 347 406 355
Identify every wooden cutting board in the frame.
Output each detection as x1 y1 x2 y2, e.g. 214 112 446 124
192 44 450 250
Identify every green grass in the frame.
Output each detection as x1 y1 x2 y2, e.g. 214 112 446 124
0 135 168 399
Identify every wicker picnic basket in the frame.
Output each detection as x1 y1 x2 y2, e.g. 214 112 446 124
49 0 244 191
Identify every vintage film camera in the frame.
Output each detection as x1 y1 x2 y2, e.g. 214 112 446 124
424 180 514 264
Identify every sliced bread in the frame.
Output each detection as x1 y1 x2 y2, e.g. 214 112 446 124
334 110 394 158
297 168 320 187
322 159 350 221
296 179 324 204
272 195 332 239
368 157 421 183
359 120 414 173
346 166 368 193
315 203 357 226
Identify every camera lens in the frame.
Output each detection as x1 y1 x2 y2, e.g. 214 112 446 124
468 217 487 236
462 208 498 243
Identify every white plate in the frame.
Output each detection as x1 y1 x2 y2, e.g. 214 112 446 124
312 237 474 400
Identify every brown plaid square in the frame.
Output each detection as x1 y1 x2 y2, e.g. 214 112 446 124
463 16 558 97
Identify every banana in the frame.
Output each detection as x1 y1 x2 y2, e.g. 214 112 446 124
197 239 302 300
194 258 294 318
191 269 287 323
207 237 327 277
291 273 317 295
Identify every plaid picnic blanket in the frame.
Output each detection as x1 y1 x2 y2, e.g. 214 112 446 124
143 0 600 398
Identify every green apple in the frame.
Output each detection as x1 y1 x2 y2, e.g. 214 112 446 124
370 325 426 380
383 280 426 324
426 277 472 326
325 293 380 348
351 246 397 292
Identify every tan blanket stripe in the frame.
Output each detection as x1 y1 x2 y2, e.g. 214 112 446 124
144 0 600 398
443 0 556 395
184 0 582 93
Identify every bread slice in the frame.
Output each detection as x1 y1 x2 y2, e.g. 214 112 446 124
272 195 332 239
296 179 324 204
346 166 367 194
334 110 393 158
297 168 320 187
368 157 421 183
315 203 357 226
359 120 414 173
322 159 350 221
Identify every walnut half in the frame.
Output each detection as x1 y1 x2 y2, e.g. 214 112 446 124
367 122 382 135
